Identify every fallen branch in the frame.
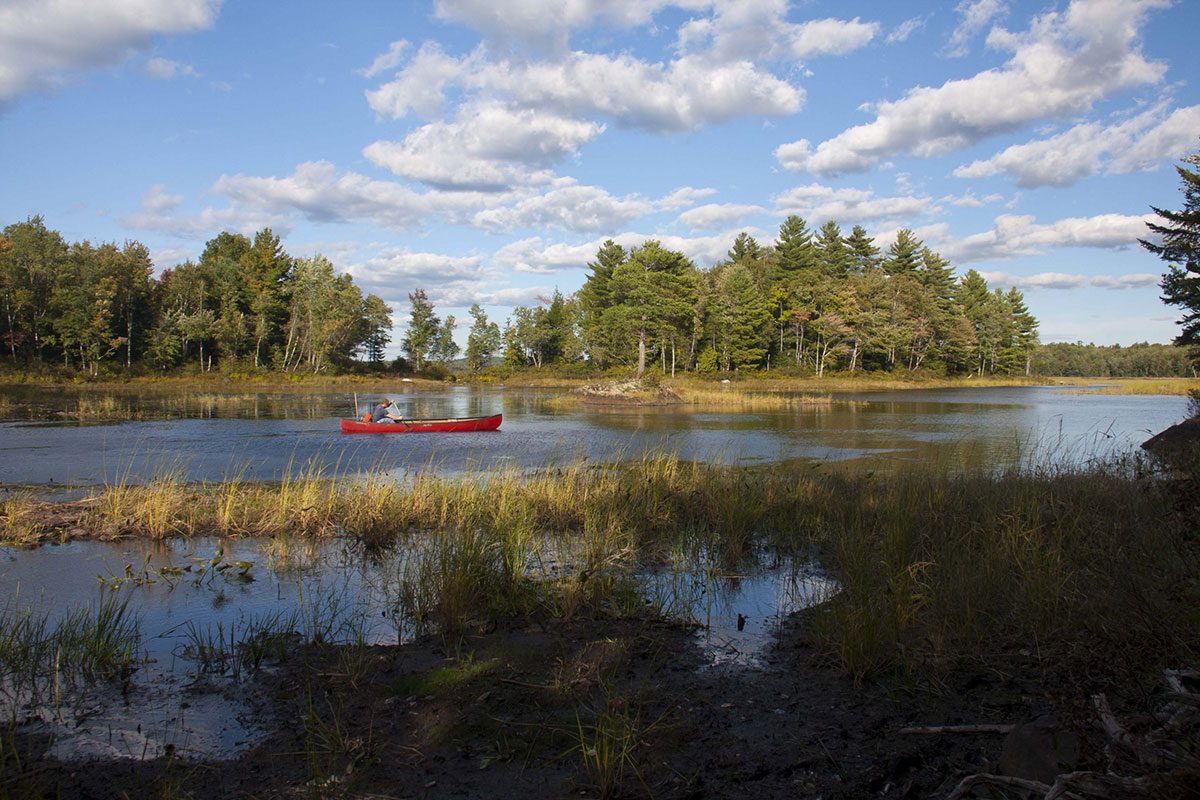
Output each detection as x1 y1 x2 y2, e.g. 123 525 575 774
901 723 1015 735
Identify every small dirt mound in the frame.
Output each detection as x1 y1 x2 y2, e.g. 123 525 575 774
572 379 683 406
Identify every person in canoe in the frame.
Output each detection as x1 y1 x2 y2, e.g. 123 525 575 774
370 398 405 424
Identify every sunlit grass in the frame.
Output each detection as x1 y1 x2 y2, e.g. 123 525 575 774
1049 376 1200 396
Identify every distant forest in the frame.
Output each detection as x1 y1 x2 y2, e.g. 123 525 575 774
423 218 1042 378
0 217 391 375
2 216 1190 379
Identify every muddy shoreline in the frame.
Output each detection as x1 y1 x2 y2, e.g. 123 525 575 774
10 611 1193 800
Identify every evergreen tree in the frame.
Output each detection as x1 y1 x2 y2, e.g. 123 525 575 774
845 225 881 273
728 232 762 264
816 220 850 278
883 229 922 276
712 262 772 370
775 215 816 281
1141 149 1200 362
605 241 695 376
577 239 625 366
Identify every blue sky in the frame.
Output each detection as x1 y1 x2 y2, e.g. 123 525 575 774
3 0 1199 351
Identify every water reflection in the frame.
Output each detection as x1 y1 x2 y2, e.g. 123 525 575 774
0 384 1186 487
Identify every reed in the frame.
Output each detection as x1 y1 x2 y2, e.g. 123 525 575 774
0 593 139 718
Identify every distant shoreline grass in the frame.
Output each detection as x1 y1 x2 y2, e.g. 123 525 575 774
1047 376 1200 396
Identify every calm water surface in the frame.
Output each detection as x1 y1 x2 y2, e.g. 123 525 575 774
0 382 1185 760
0 383 1186 486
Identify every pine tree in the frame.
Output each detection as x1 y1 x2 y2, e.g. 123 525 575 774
816 220 850 278
845 225 881 274
883 229 922 276
775 215 816 281
1141 149 1200 360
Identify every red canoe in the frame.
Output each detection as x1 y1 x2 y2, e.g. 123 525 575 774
340 413 502 434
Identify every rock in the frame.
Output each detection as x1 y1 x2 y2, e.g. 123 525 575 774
1142 417 1200 467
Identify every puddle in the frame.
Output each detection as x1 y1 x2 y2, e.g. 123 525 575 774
1 537 830 761
646 560 833 668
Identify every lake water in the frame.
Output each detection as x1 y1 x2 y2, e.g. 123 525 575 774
0 382 1188 760
0 383 1187 488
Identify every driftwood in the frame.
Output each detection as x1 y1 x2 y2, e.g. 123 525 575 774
940 668 1199 799
901 724 1015 735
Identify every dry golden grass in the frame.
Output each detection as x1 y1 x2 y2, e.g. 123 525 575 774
1048 376 1200 396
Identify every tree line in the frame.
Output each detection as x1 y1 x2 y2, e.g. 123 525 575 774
1032 342 1196 378
0 217 392 374
408 218 1041 378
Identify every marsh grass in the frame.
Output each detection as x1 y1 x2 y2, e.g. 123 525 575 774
1051 376 1200 396
0 493 43 545
0 593 139 718
17 443 1200 680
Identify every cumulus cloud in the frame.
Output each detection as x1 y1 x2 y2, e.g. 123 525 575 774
343 248 486 296
209 161 517 231
977 270 1160 290
658 186 718 210
938 212 1156 264
0 0 221 105
944 0 1007 57
677 203 765 231
773 184 937 225
472 183 654 233
433 0 668 53
954 103 1200 187
776 0 1169 175
363 103 603 190
492 230 764 276
368 48 802 132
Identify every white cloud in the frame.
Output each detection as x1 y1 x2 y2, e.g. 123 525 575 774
658 186 718 210
886 16 926 44
944 0 1007 57
369 48 803 133
492 237 603 274
209 161 516 231
344 248 485 294
433 0 669 53
776 0 1169 175
954 103 1200 187
940 191 1004 207
938 212 1156 263
144 56 199 80
141 184 183 214
773 184 937 225
472 183 654 233
0 0 221 105
978 270 1160 290
359 40 409 78
363 103 603 190
678 203 765 231
364 42 479 119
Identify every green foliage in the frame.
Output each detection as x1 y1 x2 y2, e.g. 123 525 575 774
0 219 388 375
465 304 501 371
401 289 439 372
1142 149 1200 364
